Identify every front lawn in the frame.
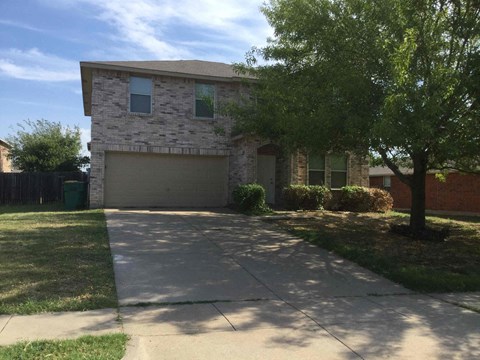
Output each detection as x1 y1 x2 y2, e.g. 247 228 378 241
0 334 128 360
0 205 117 314
269 211 480 292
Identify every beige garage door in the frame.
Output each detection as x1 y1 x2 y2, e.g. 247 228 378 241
104 152 228 207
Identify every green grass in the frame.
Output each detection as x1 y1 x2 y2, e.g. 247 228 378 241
0 204 118 314
0 334 128 360
273 211 480 293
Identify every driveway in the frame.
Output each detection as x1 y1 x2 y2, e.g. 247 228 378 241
106 209 480 360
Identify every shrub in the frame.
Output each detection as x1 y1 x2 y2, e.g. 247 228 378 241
339 186 372 212
369 188 394 212
232 183 267 213
283 185 331 210
338 186 393 212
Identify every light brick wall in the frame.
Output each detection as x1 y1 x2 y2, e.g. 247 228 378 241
88 68 369 207
89 69 240 207
348 153 370 187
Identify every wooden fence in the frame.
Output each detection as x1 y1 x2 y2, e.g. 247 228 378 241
0 172 88 205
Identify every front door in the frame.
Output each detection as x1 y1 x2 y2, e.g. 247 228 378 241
257 155 276 204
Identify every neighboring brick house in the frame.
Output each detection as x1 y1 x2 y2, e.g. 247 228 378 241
0 139 12 173
80 60 369 208
370 167 480 214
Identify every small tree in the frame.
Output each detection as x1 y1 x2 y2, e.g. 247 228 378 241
8 120 89 172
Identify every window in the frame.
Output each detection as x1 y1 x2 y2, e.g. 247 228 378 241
383 175 391 188
308 155 325 185
195 83 215 118
330 154 348 189
130 76 152 114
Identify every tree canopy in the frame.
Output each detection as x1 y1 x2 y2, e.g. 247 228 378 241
231 0 480 233
8 120 89 172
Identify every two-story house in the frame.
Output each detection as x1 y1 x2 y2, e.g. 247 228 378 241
80 60 368 208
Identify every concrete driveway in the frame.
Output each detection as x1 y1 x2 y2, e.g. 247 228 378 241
106 209 480 360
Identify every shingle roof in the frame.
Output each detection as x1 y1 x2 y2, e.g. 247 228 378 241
81 59 253 80
80 59 254 116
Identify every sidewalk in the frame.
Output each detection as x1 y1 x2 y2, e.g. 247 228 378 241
0 293 479 359
0 308 121 346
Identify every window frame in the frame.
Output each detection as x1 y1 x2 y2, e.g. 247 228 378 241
129 76 153 115
330 154 348 190
308 154 326 186
194 82 215 119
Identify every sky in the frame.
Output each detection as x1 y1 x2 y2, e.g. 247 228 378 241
0 0 272 154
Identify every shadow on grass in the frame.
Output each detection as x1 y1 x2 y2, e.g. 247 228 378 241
275 211 480 293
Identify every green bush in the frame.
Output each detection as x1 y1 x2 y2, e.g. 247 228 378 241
338 186 372 212
283 185 331 210
232 183 267 213
339 186 393 212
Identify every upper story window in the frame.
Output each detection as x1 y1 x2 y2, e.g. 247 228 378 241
195 83 215 118
130 76 152 114
330 154 348 189
308 155 325 185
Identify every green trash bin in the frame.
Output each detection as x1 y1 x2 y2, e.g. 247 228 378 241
64 181 87 210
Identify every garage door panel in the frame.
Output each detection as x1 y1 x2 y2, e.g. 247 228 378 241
104 152 228 207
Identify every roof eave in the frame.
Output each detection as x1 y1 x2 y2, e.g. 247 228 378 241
0 139 12 149
79 61 253 83
80 64 93 116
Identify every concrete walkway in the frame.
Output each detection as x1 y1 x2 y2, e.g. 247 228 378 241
106 210 480 360
0 309 121 346
1 209 479 360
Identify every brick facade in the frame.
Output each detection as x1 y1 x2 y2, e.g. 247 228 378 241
86 64 369 208
370 172 480 214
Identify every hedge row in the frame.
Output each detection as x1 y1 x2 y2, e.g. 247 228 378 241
283 185 331 211
338 186 393 212
232 184 393 213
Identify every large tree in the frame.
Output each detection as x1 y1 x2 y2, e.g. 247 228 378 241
232 0 480 234
8 120 89 172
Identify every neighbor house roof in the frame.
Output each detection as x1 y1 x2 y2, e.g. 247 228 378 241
80 60 253 116
369 166 452 176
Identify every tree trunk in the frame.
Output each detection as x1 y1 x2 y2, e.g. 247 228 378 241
409 154 427 233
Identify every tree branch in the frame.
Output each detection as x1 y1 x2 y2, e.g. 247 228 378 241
378 147 412 187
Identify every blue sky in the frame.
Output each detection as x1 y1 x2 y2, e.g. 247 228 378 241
0 0 271 153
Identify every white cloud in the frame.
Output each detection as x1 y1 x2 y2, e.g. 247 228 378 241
47 0 272 61
0 19 46 33
0 48 79 82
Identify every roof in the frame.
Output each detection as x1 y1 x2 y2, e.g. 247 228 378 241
80 60 254 116
369 166 451 176
370 166 395 176
0 139 11 149
370 166 415 176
